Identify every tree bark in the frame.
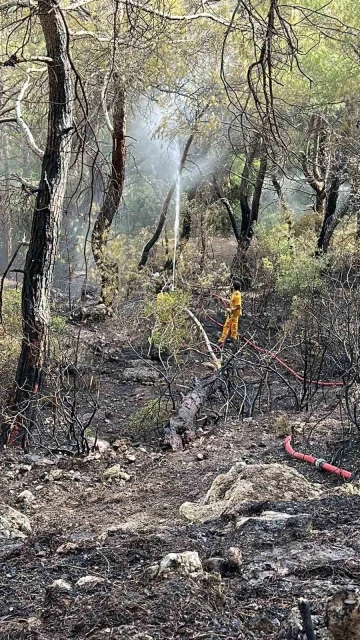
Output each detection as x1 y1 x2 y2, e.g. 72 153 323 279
163 375 220 450
3 0 73 448
319 192 352 253
317 174 341 252
232 141 267 286
138 133 194 268
91 73 126 306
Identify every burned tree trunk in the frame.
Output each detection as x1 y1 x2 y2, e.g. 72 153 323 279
3 0 73 448
317 173 341 253
233 141 267 287
139 133 194 269
91 74 126 306
302 115 328 216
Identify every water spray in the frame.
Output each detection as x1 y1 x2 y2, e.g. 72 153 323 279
171 138 181 291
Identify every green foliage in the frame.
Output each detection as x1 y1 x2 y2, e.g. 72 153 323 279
145 289 191 360
128 399 169 436
256 219 326 298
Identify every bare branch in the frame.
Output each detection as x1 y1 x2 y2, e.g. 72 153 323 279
101 72 114 134
15 70 44 159
121 0 233 27
186 309 221 369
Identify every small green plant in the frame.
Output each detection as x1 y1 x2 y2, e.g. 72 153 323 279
128 399 169 436
145 289 192 360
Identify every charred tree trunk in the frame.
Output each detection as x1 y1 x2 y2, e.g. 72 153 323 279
138 133 194 269
319 191 352 253
233 142 267 287
239 142 258 243
91 74 126 306
213 174 240 242
3 0 73 448
164 374 220 450
272 175 294 251
317 174 341 253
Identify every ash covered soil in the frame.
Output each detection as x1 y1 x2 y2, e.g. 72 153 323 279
1 334 360 639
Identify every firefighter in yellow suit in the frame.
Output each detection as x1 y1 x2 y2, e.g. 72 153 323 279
218 280 242 344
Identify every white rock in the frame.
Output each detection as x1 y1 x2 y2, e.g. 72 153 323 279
156 551 203 577
0 504 32 539
88 437 110 453
16 490 35 504
103 464 130 481
49 579 72 592
125 453 136 463
76 575 105 588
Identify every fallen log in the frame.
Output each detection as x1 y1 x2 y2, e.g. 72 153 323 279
163 374 221 451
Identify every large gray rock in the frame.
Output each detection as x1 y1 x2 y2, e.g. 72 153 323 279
180 462 321 523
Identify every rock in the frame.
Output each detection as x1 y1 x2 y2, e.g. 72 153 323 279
22 454 55 467
103 464 130 481
150 551 203 578
325 588 360 639
16 490 35 505
18 464 32 475
123 366 159 383
196 453 204 461
47 468 63 481
56 542 80 554
125 453 136 463
87 437 110 453
49 579 72 592
76 575 105 588
112 439 128 451
180 461 321 523
235 510 312 533
0 504 32 539
243 541 356 586
204 547 242 576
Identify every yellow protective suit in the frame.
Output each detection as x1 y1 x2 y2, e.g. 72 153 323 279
218 290 242 344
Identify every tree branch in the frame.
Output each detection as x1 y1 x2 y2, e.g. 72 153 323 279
15 71 44 159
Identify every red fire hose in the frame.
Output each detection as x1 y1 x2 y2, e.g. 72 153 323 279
208 293 352 480
284 434 352 480
208 293 344 388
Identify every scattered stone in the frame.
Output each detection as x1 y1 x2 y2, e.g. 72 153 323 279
16 490 35 505
149 551 203 578
47 469 63 481
18 464 32 475
22 454 55 467
125 453 136 463
325 588 360 640
56 542 80 554
76 575 105 588
87 437 110 453
0 504 32 539
103 464 130 481
196 453 204 461
123 365 159 383
112 439 128 451
49 579 72 592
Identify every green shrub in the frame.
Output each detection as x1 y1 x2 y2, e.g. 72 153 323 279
256 220 326 298
145 289 191 360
